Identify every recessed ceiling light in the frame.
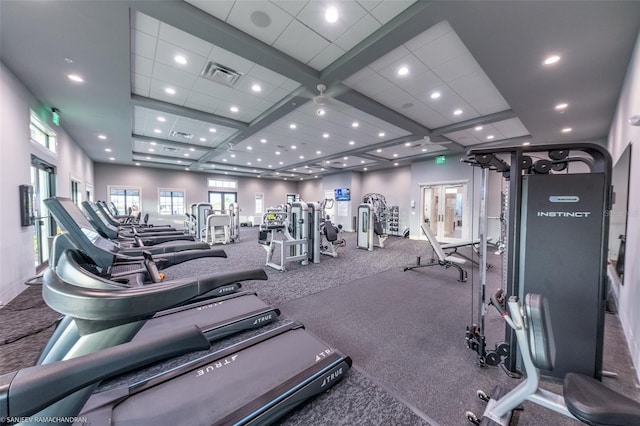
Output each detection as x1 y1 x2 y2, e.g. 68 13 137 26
279 161 283 165
378 132 385 137
223 159 228 162
351 122 359 128
268 164 273 168
360 160 365 163
247 162 252 165
174 55 187 65
304 165 309 169
184 153 189 157
421 148 427 152
363 167 368 171
317 108 326 116
153 129 161 134
325 6 338 23
394 162 399 166
453 109 463 116
109 157 115 161
430 91 441 99
321 168 325 171
397 66 409 76
185 168 189 171
343 163 347 167
300 178 303 181
475 126 483 131
190 147 195 151
260 138 267 143
233 167 237 170
225 172 229 175
253 169 257 172
284 177 287 180
404 142 411 146
146 156 151 160
376 149 382 153
209 128 217 133
487 135 495 140
105 148 111 152
64 58 74 63
230 154 236 158
544 55 561 65
177 160 182 164
316 150 322 154
562 127 572 133
323 133 329 138
349 141 355 145
257 158 262 162
314 175 318 178
299 155 304 159
289 123 297 129
230 106 239 113
200 137 206 142
275 151 281 155
135 163 140 166
522 142 531 146
164 87 176 95
247 146 253 151
148 148 155 152
251 84 262 92
393 153 398 157
68 74 84 83
291 145 297 149
343 156 348 160
150 141 157 145
157 116 166 122
555 103 569 110
98 134 107 140
210 164 215 168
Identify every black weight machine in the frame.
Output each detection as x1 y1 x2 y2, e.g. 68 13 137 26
463 143 612 381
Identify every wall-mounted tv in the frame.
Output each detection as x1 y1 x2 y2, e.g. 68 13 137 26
334 188 351 201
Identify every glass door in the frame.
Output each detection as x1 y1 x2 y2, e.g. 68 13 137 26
31 159 56 269
208 191 237 212
421 182 467 243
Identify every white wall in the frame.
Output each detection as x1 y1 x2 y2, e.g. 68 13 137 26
93 163 299 226
0 61 94 304
298 178 323 203
361 166 411 233
607 29 640 381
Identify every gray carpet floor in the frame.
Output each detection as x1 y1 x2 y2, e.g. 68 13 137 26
1 226 638 425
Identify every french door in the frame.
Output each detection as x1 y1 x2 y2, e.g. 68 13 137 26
208 191 237 212
421 182 468 243
31 158 56 269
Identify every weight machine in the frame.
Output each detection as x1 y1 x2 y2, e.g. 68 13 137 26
463 143 611 380
258 203 309 272
319 199 346 257
356 193 390 251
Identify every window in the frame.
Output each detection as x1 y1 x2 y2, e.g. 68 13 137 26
30 112 56 153
108 186 140 215
159 189 185 215
208 178 237 189
255 193 264 215
71 180 81 205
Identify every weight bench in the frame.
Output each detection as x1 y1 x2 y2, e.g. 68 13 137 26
403 224 468 282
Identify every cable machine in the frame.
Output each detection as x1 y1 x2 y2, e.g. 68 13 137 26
356 193 390 251
463 143 612 379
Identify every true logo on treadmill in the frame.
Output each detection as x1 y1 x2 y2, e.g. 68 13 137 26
217 285 236 294
321 367 343 388
195 354 239 377
196 301 223 311
252 314 273 325
315 349 332 362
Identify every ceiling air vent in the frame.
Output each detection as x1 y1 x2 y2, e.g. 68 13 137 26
201 61 243 87
163 146 181 153
169 130 194 140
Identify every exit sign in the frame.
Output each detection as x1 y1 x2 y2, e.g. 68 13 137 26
435 155 446 165
52 109 60 126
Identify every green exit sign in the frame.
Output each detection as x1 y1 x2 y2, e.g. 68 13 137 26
435 155 446 165
52 109 60 126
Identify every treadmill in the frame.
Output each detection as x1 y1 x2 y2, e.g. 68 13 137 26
35 248 351 425
98 200 176 232
44 197 227 278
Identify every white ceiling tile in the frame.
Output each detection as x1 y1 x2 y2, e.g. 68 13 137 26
334 14 380 52
149 79 190 105
369 0 416 25
356 1 383 12
402 102 450 128
412 31 469 70
270 0 308 17
368 45 410 71
184 92 224 115
132 54 154 78
296 1 368 43
343 66 374 86
226 1 294 45
158 22 213 57
132 29 157 60
185 0 235 21
404 20 452 51
154 40 208 77
208 46 256 74
131 12 160 36
492 118 529 138
152 63 198 90
191 78 236 100
234 75 278 98
345 70 395 96
377 53 430 86
247 64 288 87
308 43 345 70
432 52 482 83
280 78 301 91
273 20 331 64
132 74 151 97
265 87 292 102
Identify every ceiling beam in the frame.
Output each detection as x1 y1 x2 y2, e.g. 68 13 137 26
131 95 247 129
430 110 518 136
320 1 437 84
130 0 320 89
132 133 214 151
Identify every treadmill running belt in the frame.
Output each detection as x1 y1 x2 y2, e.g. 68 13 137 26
80 326 351 425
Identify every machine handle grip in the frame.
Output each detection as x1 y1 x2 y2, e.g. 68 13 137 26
490 289 508 317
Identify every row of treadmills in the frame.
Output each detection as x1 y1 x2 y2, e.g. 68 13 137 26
0 198 352 425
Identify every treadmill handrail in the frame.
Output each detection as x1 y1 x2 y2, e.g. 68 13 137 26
44 249 268 321
0 326 210 419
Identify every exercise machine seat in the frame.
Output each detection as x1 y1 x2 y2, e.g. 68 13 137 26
564 372 640 425
525 293 555 372
324 220 338 242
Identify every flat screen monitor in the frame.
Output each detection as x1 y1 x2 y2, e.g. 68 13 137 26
334 188 351 201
